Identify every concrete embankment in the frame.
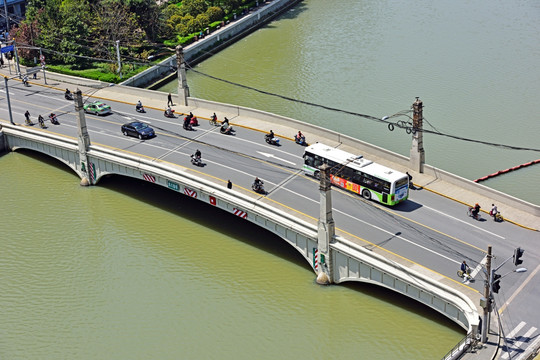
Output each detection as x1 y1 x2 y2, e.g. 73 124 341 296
121 0 303 88
0 127 6 155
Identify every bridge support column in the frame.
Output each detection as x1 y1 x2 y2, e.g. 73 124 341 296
176 45 190 107
409 97 425 173
75 89 92 186
317 164 335 284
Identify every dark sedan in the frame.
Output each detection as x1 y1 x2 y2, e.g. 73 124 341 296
121 121 155 139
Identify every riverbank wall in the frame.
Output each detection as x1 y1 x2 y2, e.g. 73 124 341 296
121 0 303 89
0 127 6 155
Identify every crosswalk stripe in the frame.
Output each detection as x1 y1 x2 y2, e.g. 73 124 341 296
470 255 487 278
506 321 526 339
501 325 537 359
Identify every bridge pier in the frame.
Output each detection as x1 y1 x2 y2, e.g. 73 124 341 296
74 89 92 185
176 46 190 107
317 164 335 285
409 97 425 173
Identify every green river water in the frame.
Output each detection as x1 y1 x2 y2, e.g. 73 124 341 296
3 0 539 358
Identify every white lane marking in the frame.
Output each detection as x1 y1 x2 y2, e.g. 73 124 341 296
256 151 296 165
470 255 487 279
499 263 540 314
422 204 505 239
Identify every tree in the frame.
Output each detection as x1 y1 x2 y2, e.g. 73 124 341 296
206 6 224 23
180 0 208 17
89 1 143 60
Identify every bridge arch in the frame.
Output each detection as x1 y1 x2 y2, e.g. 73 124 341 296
1 124 479 335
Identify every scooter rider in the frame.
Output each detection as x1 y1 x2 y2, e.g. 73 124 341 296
136 100 143 111
37 114 45 127
490 204 498 217
195 149 201 159
472 203 481 218
24 110 31 124
49 113 58 124
253 177 263 189
266 130 275 140
220 117 232 133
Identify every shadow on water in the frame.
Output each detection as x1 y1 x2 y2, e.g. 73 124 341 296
340 281 464 333
99 174 312 270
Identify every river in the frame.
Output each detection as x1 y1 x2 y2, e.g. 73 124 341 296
3 0 538 358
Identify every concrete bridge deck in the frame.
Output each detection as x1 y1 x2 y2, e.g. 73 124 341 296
14 68 538 232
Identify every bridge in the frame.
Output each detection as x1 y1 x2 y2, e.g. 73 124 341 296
1 70 540 359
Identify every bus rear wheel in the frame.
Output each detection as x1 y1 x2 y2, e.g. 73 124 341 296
362 189 371 200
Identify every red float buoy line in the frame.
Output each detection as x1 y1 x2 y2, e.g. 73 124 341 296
474 159 540 183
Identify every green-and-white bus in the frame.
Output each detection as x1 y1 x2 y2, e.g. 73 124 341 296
302 143 409 205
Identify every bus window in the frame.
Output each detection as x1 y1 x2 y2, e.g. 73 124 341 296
314 155 323 167
395 177 409 189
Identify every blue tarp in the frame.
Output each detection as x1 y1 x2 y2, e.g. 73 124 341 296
1 45 14 53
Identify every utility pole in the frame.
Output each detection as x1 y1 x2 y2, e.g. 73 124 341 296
115 40 122 79
409 97 425 172
74 89 92 186
39 48 47 84
482 245 492 343
13 40 21 77
316 163 335 285
4 77 14 124
3 0 9 35
176 45 189 106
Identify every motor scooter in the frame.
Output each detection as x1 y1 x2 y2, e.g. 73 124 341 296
190 154 203 167
294 134 308 146
136 105 145 113
49 114 60 125
252 182 266 194
467 207 481 220
265 134 280 146
164 109 175 118
220 125 234 135
490 210 503 222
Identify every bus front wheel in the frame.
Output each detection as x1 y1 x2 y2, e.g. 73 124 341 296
362 189 371 200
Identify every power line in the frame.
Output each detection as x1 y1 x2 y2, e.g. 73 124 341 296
186 65 540 153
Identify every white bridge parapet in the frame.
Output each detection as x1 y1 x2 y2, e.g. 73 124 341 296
1 124 479 334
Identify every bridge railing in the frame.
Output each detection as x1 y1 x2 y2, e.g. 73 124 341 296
441 333 474 360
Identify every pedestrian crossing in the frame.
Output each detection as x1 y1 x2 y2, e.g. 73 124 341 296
500 321 538 359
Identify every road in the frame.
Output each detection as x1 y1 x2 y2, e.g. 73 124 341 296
2 80 539 358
